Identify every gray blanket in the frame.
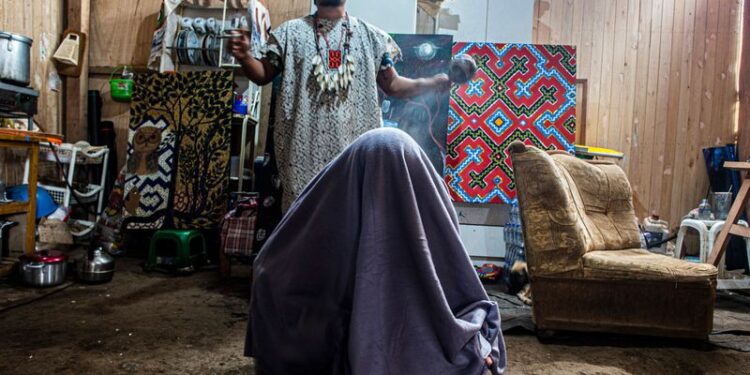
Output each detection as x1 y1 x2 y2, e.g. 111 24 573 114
246 128 506 374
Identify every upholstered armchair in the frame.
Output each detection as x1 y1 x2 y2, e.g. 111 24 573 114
509 142 717 340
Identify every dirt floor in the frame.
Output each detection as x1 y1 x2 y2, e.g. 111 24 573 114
1 257 750 375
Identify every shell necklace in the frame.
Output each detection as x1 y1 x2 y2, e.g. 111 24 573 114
312 13 355 94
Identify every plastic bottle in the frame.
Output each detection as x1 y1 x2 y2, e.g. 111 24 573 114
511 204 520 224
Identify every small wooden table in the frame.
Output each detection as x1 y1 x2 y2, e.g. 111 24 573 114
0 130 63 255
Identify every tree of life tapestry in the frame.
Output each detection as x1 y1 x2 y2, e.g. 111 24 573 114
445 43 577 204
124 70 233 230
379 34 453 174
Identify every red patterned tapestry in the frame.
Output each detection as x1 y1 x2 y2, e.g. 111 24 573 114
445 43 577 203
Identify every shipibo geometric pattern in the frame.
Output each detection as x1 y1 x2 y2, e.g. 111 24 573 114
445 43 577 203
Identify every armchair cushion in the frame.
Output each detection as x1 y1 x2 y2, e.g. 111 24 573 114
552 155 642 251
583 249 718 283
511 147 589 276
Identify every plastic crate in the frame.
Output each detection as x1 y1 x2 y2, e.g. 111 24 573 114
72 185 102 205
39 184 67 206
40 144 107 165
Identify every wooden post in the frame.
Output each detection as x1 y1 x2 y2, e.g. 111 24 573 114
740 0 750 162
63 0 91 142
25 143 38 255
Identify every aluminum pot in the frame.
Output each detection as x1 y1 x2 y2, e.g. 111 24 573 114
19 250 68 287
0 31 32 86
75 247 115 283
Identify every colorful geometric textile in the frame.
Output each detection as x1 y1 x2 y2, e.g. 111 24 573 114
380 34 453 173
445 43 577 203
124 71 233 229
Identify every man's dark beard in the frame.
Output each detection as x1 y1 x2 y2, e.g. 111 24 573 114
315 0 346 6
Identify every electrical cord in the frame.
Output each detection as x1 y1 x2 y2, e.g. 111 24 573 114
0 281 74 313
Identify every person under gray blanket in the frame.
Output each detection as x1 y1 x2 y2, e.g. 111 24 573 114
245 128 506 374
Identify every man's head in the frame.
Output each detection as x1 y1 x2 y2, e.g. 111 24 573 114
315 0 346 6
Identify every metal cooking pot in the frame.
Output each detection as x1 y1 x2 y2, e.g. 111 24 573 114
19 250 68 287
0 31 32 86
75 247 115 283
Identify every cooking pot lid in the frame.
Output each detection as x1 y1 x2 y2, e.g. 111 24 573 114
20 250 67 263
0 31 33 44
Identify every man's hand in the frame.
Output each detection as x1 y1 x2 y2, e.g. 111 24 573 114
227 30 252 61
431 73 451 93
225 30 279 86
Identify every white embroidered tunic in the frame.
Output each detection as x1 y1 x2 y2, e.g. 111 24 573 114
259 15 400 210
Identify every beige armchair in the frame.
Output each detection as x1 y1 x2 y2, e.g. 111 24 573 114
509 142 717 340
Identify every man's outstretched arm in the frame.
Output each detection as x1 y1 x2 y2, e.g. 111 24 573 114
377 67 451 99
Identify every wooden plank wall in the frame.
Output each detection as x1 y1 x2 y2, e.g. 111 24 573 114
86 0 162 169
534 0 743 224
0 0 64 133
740 0 750 163
63 0 92 143
89 0 160 70
0 0 64 188
0 1 64 253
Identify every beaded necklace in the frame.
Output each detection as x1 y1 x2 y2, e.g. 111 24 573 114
312 13 355 93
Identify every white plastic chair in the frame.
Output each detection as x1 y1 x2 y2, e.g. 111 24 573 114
674 219 750 274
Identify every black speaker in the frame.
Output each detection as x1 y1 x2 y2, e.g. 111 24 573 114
87 90 103 145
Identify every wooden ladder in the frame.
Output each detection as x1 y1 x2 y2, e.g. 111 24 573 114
708 162 750 266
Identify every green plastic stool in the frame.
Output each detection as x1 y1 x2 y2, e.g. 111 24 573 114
146 229 208 273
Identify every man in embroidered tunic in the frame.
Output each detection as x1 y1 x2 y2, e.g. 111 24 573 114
230 0 450 210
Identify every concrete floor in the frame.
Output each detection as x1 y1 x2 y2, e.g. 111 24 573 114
1 257 749 375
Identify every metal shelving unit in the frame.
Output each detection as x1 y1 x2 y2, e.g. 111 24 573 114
24 143 110 237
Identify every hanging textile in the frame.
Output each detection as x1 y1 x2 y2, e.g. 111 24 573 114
445 43 577 203
124 70 233 229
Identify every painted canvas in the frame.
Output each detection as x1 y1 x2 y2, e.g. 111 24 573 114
124 71 233 229
380 34 453 173
445 43 577 204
